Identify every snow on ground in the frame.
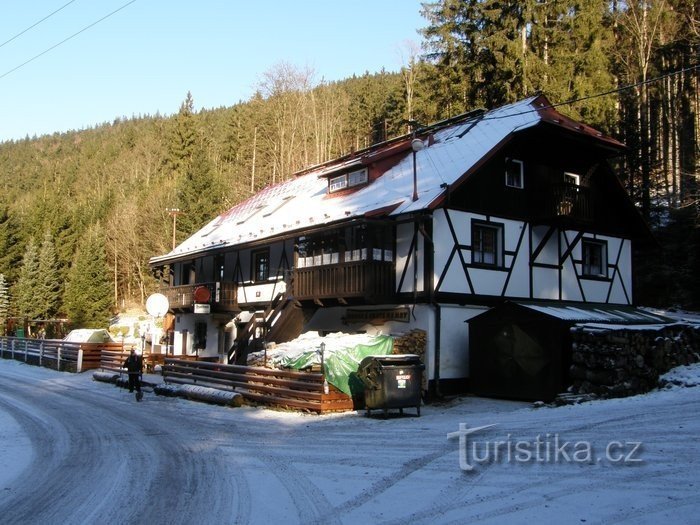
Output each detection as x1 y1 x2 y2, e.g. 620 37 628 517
1 359 699 524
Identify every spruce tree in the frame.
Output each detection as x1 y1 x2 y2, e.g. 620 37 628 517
14 238 41 320
0 274 9 335
37 230 61 319
176 142 227 237
0 206 23 284
63 225 114 328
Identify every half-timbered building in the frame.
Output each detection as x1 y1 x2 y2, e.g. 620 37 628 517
149 94 651 395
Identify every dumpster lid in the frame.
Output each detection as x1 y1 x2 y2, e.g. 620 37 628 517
359 354 423 368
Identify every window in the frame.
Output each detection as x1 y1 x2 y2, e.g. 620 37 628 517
194 322 207 352
505 158 524 189
472 222 503 267
252 249 270 282
329 174 348 192
582 239 607 278
348 168 368 187
564 172 580 186
329 168 368 193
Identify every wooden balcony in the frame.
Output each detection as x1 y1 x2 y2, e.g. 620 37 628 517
536 183 593 223
293 260 394 303
160 281 239 313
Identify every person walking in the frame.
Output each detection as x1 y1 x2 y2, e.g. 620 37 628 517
123 349 143 396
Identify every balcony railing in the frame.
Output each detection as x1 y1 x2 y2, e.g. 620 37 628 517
293 260 394 302
536 183 592 222
160 281 238 312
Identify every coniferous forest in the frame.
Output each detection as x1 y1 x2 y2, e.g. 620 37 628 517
0 0 698 331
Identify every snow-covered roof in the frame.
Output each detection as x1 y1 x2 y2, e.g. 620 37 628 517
516 302 672 324
150 95 621 265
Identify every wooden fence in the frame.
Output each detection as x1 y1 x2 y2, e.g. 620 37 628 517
0 337 137 373
162 358 354 413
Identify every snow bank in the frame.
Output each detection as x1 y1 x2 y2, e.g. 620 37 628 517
247 331 380 368
659 363 700 388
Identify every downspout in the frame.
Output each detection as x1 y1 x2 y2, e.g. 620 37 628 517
434 302 441 399
420 213 441 399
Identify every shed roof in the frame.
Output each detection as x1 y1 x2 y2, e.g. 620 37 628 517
150 95 623 265
516 302 673 324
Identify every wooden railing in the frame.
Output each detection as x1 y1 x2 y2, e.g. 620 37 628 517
163 358 354 413
293 260 394 302
0 337 135 373
160 281 238 312
100 348 164 374
536 183 592 222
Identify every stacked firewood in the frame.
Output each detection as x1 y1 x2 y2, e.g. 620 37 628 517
392 329 428 391
392 329 427 359
568 323 700 398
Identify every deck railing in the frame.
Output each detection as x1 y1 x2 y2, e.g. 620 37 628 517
293 260 394 302
160 281 238 312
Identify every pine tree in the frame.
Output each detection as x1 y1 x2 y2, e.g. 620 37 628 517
63 225 114 328
166 91 198 177
0 274 9 335
37 230 61 319
0 205 23 284
176 141 227 237
14 238 41 320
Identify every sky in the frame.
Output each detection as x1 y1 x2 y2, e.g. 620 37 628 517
0 0 426 142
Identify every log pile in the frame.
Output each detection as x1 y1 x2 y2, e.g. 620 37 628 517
568 323 700 398
392 329 428 391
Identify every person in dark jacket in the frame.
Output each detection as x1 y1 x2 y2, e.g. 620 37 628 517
123 349 143 394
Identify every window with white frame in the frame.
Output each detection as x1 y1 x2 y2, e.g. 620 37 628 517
329 168 368 193
582 239 607 278
505 158 524 189
472 221 504 267
564 172 580 186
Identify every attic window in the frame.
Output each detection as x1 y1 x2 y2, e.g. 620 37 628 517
237 204 266 225
505 158 524 189
329 168 368 193
202 219 223 237
263 195 294 217
564 172 580 186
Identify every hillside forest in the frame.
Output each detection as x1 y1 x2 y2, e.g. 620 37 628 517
0 0 698 332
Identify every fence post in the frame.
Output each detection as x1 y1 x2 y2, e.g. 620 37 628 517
77 348 84 373
57 345 62 371
39 341 44 366
24 340 29 362
11 338 15 359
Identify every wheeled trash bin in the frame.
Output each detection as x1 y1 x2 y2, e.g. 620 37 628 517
358 354 424 417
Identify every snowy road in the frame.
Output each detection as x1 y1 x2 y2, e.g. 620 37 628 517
0 359 699 524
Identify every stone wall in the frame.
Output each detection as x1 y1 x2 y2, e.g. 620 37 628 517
568 323 700 398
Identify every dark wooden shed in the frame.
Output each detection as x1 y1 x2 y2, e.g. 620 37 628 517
468 302 671 402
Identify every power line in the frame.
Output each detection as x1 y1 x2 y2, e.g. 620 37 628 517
0 0 137 81
0 0 77 49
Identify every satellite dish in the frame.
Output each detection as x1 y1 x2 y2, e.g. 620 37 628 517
146 293 169 318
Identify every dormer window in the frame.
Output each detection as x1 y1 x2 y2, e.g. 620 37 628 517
564 172 580 186
505 158 524 189
329 168 368 193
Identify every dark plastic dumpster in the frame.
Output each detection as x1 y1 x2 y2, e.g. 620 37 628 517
358 354 424 417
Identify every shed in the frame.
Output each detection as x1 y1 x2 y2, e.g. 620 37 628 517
468 302 672 402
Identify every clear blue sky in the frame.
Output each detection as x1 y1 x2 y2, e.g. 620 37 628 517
0 0 426 142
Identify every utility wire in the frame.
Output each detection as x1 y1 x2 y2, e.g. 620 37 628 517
0 0 137 81
0 0 77 49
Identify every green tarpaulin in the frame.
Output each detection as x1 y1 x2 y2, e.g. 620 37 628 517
281 335 394 396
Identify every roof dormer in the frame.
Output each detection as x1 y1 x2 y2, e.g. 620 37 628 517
328 167 369 194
